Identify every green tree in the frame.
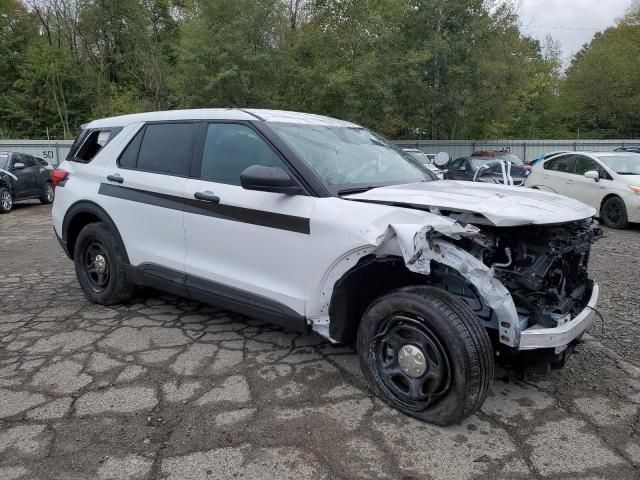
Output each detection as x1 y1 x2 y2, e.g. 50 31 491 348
561 9 640 138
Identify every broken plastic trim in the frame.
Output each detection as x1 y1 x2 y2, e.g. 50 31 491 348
391 224 519 347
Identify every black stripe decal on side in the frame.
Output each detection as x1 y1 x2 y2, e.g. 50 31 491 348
98 183 310 235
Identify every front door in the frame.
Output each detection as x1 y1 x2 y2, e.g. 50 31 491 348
183 122 315 320
11 154 36 198
566 155 604 208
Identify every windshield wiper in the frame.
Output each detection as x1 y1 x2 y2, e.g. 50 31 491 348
616 172 638 175
338 186 377 196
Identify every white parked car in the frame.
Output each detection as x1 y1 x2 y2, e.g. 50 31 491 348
52 109 601 425
526 151 640 229
402 148 444 179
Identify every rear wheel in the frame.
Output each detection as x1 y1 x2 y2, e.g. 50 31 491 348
74 222 134 305
357 286 493 425
601 196 628 229
40 182 54 204
0 188 13 213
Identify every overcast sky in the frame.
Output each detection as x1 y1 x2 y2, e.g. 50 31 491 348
518 0 633 61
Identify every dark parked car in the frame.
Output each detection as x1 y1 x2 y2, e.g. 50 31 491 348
614 146 640 154
444 156 528 185
0 151 55 213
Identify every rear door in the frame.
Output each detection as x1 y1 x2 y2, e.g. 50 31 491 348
538 154 575 195
98 122 198 284
183 122 315 320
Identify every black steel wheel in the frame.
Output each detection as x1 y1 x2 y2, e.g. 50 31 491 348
74 222 134 305
357 286 494 425
601 196 628 229
372 315 452 411
83 240 111 292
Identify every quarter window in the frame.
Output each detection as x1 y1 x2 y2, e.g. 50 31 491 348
544 155 574 173
73 129 120 163
135 123 197 175
199 123 289 185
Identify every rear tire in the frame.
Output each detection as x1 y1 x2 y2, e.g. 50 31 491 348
357 286 493 426
74 222 134 305
601 196 628 229
0 188 13 213
40 182 54 204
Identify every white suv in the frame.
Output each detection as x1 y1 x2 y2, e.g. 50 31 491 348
52 109 601 425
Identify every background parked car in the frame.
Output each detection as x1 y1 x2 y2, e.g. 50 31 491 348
471 150 531 172
0 151 55 213
402 148 444 179
527 151 570 167
444 156 528 185
614 146 640 154
525 151 640 228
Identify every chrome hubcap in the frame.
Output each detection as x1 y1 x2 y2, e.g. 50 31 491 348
46 185 54 201
94 254 107 274
398 344 427 378
1 191 11 210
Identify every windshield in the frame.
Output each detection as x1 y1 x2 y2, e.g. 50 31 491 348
0 154 8 169
598 154 640 175
271 124 435 192
469 157 498 169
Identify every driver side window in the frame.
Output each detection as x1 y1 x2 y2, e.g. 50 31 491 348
200 123 290 185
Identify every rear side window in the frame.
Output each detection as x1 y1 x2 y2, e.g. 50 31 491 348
71 128 121 163
135 123 196 175
544 155 574 173
199 123 289 185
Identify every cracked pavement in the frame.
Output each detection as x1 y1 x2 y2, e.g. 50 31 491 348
1 202 640 479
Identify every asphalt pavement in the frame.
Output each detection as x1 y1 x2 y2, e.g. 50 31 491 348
1 202 639 480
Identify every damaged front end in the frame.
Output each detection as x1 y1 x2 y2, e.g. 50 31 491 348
420 218 602 353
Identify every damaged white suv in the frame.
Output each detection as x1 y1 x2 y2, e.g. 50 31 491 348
52 109 601 425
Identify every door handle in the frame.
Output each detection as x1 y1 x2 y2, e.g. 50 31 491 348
194 191 220 204
107 174 124 184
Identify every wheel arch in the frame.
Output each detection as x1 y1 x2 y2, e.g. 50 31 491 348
62 200 129 263
599 193 623 215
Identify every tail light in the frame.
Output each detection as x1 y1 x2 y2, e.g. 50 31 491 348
51 168 69 189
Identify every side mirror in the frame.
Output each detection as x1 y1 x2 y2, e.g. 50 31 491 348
584 170 599 181
12 162 25 170
240 165 302 195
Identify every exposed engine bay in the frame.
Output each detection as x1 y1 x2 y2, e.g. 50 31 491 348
434 218 603 332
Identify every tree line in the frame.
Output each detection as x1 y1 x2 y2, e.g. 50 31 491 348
1 0 639 141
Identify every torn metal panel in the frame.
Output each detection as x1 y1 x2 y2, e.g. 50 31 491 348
310 216 520 347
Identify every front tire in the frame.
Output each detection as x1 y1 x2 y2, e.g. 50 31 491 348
40 182 54 204
601 196 628 229
74 222 134 305
357 286 493 426
0 187 13 213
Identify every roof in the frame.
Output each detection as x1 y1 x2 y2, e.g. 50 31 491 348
85 108 361 129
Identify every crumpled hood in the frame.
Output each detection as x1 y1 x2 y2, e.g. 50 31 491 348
343 180 596 226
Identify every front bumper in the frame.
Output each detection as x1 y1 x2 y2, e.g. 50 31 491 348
517 283 599 350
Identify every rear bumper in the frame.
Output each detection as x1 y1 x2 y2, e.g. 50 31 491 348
518 283 599 351
54 226 72 259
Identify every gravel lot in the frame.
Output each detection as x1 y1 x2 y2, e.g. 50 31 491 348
1 203 640 480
